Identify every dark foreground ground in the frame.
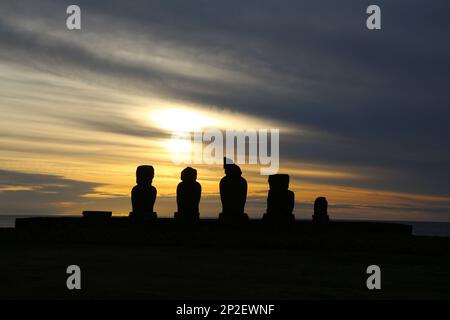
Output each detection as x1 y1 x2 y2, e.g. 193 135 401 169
1 240 450 299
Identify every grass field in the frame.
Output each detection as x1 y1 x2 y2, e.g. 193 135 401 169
1 243 450 299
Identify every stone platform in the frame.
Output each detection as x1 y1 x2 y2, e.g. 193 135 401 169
5 217 413 249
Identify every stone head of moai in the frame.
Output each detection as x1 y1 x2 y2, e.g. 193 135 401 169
136 165 154 185
223 157 242 178
181 166 197 183
268 174 290 191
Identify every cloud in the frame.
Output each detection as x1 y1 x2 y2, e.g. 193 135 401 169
0 169 101 214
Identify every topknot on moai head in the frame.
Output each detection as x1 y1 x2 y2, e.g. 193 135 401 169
314 197 328 215
223 157 242 178
181 166 197 182
268 174 290 191
136 165 154 185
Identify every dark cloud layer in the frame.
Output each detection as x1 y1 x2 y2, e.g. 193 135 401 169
0 170 100 214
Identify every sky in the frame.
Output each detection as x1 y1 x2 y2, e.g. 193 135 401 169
0 0 449 221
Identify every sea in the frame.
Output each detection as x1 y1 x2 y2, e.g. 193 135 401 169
1 215 450 237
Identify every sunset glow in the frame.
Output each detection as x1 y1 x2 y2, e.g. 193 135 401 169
1 1 449 223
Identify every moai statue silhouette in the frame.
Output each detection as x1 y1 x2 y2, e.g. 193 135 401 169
219 157 248 222
130 165 157 220
312 196 330 224
175 167 201 222
263 174 295 223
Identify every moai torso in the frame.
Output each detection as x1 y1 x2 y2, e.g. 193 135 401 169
220 164 247 216
266 174 295 216
132 184 157 214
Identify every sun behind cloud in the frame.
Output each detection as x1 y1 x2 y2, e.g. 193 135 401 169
150 108 221 132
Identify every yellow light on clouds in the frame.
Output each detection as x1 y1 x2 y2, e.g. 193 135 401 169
162 136 192 154
150 108 221 132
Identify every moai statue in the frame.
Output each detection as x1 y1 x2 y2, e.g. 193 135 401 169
263 174 295 223
312 197 330 223
219 157 248 221
130 165 157 220
175 167 201 222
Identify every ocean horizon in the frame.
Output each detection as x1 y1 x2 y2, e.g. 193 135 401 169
1 214 450 237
